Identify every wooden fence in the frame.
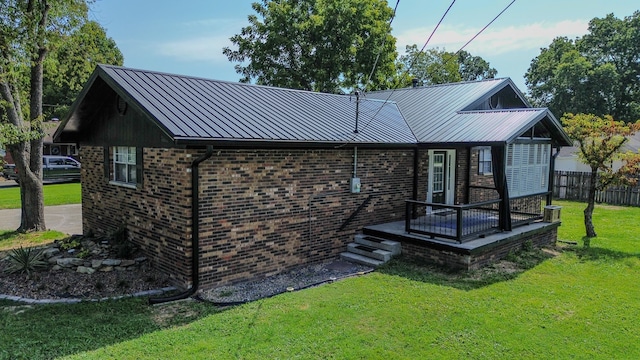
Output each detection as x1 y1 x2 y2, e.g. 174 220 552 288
553 171 640 206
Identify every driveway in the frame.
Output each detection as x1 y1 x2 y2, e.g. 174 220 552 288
0 204 82 235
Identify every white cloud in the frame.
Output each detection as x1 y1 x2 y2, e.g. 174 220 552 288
156 35 233 62
395 19 589 56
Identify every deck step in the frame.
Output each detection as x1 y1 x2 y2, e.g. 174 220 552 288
340 252 385 268
353 234 402 255
347 243 393 262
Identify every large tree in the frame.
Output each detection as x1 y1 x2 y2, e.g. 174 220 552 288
43 20 123 120
526 11 640 123
223 0 398 93
562 113 640 238
397 45 497 87
0 0 90 232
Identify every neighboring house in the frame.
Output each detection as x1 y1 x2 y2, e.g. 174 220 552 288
43 120 78 158
55 65 572 291
555 132 640 172
1 120 78 165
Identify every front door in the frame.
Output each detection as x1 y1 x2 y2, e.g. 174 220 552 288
431 151 446 204
427 149 456 206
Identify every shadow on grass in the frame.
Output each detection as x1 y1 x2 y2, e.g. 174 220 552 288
0 231 19 241
567 242 640 263
377 247 556 291
0 298 220 360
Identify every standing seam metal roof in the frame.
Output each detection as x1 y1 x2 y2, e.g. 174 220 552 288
99 65 416 144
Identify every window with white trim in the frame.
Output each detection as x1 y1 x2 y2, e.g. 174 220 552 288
113 146 137 185
477 148 492 175
506 142 550 197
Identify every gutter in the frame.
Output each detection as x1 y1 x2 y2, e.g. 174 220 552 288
149 145 214 305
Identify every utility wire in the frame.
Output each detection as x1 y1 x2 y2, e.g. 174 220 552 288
343 0 516 146
338 0 455 148
362 0 401 92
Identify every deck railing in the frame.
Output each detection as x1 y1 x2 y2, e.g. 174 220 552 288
509 193 547 226
405 199 501 242
405 193 547 242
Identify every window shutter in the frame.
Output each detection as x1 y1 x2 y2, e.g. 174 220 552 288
136 147 144 189
103 146 110 182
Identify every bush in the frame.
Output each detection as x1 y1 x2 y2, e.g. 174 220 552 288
5 246 48 275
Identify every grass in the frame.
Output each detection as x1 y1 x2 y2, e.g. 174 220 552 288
0 182 81 209
1 200 639 359
0 299 220 360
0 230 66 252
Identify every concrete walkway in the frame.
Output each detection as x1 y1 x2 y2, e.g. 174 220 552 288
0 204 82 235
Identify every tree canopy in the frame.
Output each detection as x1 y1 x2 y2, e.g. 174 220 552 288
526 11 640 123
562 113 640 238
0 0 118 232
43 20 123 120
223 0 398 93
397 45 497 87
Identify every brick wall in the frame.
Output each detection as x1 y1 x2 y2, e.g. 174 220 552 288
81 146 194 286
196 148 414 288
468 147 499 203
400 225 558 270
81 146 414 289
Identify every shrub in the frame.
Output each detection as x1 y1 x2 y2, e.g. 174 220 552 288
6 246 48 275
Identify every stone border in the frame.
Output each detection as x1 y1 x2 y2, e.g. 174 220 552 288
0 286 177 305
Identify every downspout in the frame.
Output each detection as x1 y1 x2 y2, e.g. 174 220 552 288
412 148 418 201
149 145 214 305
547 146 561 206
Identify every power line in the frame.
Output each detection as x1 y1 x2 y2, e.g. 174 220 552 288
338 0 456 148
342 0 517 146
449 0 516 60
362 0 401 92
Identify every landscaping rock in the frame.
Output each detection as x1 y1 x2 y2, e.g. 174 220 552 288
42 248 60 258
120 259 136 267
91 260 103 268
77 266 96 275
57 258 84 267
102 259 121 266
99 266 113 272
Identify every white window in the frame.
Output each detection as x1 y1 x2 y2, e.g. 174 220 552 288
113 146 137 185
506 142 550 197
478 148 492 175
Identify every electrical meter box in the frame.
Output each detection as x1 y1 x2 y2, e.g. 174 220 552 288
350 177 361 193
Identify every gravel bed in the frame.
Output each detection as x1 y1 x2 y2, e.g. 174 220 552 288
0 253 171 301
199 259 373 304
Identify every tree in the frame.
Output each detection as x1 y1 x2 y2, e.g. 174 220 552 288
223 0 398 93
526 11 640 123
561 113 640 238
0 0 89 232
43 20 124 120
397 45 496 87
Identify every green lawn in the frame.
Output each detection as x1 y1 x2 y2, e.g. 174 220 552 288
0 230 66 252
1 200 639 359
0 182 81 209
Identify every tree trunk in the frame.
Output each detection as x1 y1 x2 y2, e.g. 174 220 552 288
584 168 598 238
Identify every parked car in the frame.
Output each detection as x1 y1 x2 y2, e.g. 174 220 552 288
4 155 81 183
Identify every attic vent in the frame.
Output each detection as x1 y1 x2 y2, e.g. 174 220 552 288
489 95 502 109
116 94 128 116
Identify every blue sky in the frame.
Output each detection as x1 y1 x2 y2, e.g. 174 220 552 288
89 0 638 92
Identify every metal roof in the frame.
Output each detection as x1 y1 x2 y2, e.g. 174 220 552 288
366 79 571 146
89 65 416 145
57 65 571 147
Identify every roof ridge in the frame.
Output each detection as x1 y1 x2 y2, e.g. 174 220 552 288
366 77 508 94
458 108 546 114
99 64 370 100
